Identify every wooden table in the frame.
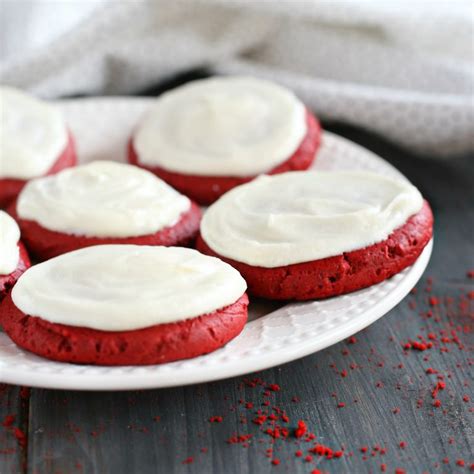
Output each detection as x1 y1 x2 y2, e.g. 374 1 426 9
1 96 473 474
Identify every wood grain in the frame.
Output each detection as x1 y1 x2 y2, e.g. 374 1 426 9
0 385 29 474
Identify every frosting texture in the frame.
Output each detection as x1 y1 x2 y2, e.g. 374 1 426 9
133 76 307 177
0 211 20 275
17 161 191 237
201 171 424 267
12 245 247 331
0 86 68 179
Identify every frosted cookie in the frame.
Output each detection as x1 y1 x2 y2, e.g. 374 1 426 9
0 87 76 208
12 161 201 260
1 245 248 365
0 211 30 302
197 171 433 300
128 76 321 204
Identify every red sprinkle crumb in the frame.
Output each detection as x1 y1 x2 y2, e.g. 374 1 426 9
182 457 193 465
209 416 223 423
429 296 440 306
271 458 280 466
14 428 27 448
2 415 15 427
294 420 307 438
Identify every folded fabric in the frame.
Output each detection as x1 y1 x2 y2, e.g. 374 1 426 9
1 0 472 157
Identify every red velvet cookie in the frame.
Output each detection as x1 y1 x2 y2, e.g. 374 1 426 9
0 242 30 304
1 293 248 366
11 160 202 260
11 201 202 261
1 245 248 365
128 111 321 205
0 133 76 209
197 201 433 300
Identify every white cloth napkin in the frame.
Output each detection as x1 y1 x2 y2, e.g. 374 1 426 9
1 0 473 157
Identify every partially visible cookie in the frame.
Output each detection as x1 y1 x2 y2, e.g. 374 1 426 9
128 76 321 204
0 211 30 303
0 87 76 208
1 245 248 365
12 161 201 260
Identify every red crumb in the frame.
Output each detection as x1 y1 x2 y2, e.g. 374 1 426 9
14 428 27 448
252 415 267 426
209 416 223 423
2 415 15 427
429 296 440 306
294 420 307 438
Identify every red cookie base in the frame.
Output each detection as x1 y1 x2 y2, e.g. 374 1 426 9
197 201 433 300
0 293 249 366
128 110 321 205
11 201 202 261
0 242 31 303
0 133 77 209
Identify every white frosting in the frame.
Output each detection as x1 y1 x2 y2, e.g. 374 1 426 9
0 211 21 275
133 76 307 177
0 86 68 179
12 245 247 331
17 161 191 238
201 171 424 268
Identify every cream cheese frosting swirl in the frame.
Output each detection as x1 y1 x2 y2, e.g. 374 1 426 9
17 161 191 238
201 171 424 268
0 86 68 179
12 245 247 331
133 76 307 177
0 211 21 275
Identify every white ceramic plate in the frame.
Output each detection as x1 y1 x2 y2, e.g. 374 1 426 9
0 98 432 390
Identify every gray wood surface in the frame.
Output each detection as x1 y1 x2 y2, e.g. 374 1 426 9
0 102 472 474
0 385 28 474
